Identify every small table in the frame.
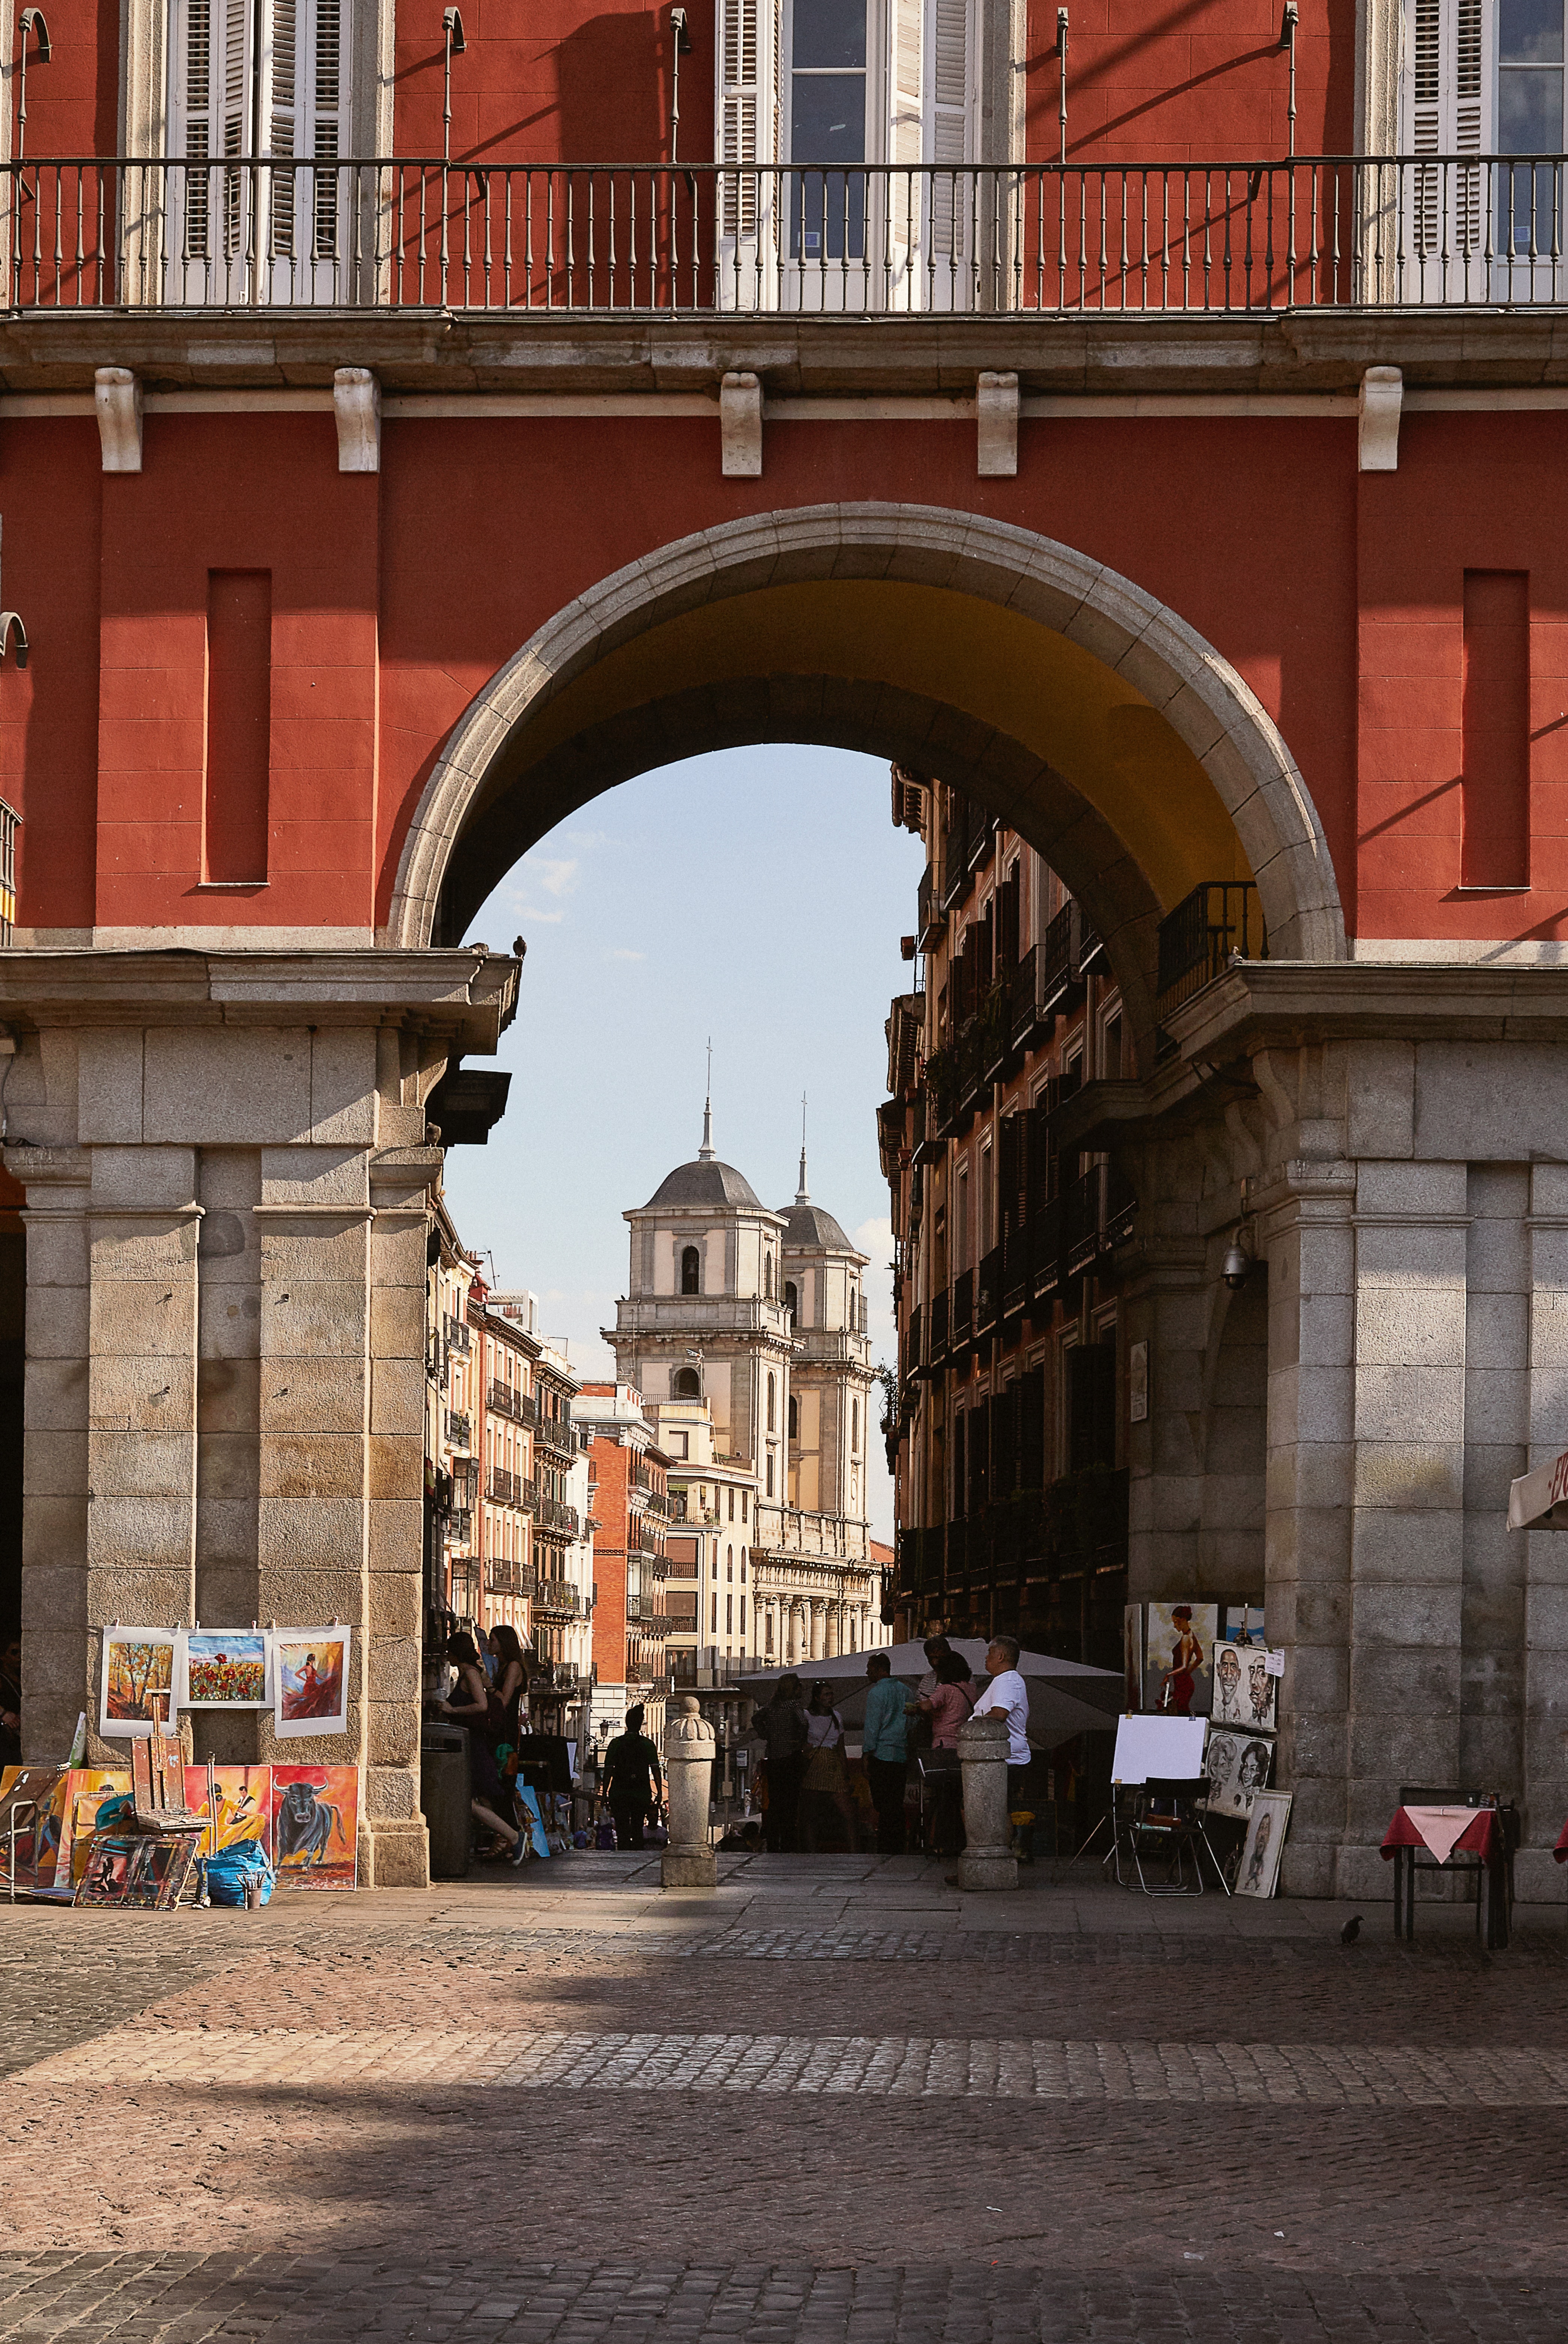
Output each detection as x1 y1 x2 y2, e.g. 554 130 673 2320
1381 1805 1511 1948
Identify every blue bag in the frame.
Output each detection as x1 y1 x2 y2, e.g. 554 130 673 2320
206 1839 275 1906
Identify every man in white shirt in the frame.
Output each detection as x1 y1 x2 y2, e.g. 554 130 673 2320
972 1633 1032 1804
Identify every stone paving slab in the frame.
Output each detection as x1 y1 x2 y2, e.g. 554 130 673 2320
23 2022 1568 2102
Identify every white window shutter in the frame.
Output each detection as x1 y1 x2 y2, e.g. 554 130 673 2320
1404 0 1487 259
171 0 349 261
889 0 923 262
717 0 778 234
929 0 971 257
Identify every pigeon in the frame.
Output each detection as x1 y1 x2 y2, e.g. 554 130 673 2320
1340 1914 1363 1944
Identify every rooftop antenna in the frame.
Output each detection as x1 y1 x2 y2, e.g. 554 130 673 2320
796 1091 809 1203
699 1037 715 1159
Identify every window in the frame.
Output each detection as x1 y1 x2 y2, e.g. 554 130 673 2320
726 1593 733 1633
727 1486 735 1520
767 1373 776 1432
740 1593 747 1632
740 1551 747 1582
681 1244 700 1294
741 1489 748 1522
766 1453 775 1495
712 1591 718 1630
765 1253 775 1299
766 1612 774 1651
851 1398 859 1452
785 1280 798 1319
1499 0 1564 251
674 1366 701 1400
671 1430 690 1460
788 0 869 261
727 1545 734 1580
788 1394 799 1440
169 0 351 300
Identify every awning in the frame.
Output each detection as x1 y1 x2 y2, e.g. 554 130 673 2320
1507 1449 1568 1531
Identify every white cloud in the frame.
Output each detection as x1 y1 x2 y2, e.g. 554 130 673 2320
853 1215 895 1263
533 857 580 900
610 948 646 962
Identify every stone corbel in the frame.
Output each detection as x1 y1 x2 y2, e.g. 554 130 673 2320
977 371 1019 477
94 368 143 473
719 372 762 477
1358 365 1402 472
334 367 381 473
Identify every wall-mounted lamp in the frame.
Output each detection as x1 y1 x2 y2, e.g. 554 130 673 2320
442 6 465 164
15 9 51 166
1056 8 1069 166
1280 0 1299 156
670 7 693 165
0 523 27 670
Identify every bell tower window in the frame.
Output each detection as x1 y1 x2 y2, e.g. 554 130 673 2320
681 1244 700 1295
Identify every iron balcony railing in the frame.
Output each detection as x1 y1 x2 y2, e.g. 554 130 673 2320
444 1409 472 1451
533 1413 578 1463
532 1577 582 1616
15 154 1568 315
1156 880 1267 1024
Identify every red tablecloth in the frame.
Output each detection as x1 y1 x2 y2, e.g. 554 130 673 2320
1554 1816 1568 1864
1380 1806 1498 1862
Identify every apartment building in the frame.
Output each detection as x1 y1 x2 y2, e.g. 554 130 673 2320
576 1384 671 1749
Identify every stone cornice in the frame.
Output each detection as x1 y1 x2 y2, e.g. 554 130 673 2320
1172 959 1568 1058
10 308 1568 397
0 947 518 1048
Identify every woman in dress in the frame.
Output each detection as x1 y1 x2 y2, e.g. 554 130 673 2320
1160 1606 1204 1714
433 1632 530 1867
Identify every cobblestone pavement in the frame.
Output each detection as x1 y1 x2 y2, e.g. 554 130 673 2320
1 1859 1567 2340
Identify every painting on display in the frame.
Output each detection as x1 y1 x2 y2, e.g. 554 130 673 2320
1122 1604 1143 1711
268 1765 358 1890
0 1766 65 1887
1211 1643 1251 1728
1144 1603 1219 1716
183 1766 272 1861
1236 1790 1292 1898
99 1630 177 1738
178 1630 271 1710
1223 1604 1266 1648
273 1630 351 1739
49 1770 133 1892
1204 1728 1273 1818
75 1830 201 1910
1239 1648 1278 1733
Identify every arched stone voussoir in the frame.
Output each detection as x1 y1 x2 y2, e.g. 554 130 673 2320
387 503 1347 976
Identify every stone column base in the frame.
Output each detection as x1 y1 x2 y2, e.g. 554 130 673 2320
662 1846 718 1890
957 1848 1017 1892
359 1817 430 1890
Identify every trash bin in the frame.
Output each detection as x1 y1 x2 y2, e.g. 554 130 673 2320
421 1724 471 1878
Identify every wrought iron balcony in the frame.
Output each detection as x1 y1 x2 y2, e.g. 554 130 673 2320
487 1467 524 1506
1156 880 1267 1025
444 1409 472 1451
13 155 1568 317
533 1413 578 1463
485 1560 536 1597
532 1577 582 1617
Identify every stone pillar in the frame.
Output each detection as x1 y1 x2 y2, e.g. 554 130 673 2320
1122 1237 1209 1606
1523 1164 1568 1887
662 1694 717 1889
825 1601 839 1657
1259 1158 1356 1898
956 1709 1016 1891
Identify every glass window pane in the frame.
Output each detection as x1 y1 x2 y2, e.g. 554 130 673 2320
790 69 866 161
1501 0 1563 64
1499 63 1564 147
792 0 866 70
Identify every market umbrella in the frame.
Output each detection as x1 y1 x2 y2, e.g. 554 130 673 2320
738 1637 1121 1750
1508 1449 1568 1530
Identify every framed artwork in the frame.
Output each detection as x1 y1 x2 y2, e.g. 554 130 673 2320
1223 1604 1266 1648
0 1766 64 1888
1144 1602 1219 1716
269 1764 358 1890
184 1765 272 1861
75 1830 200 1910
518 1782 551 1859
1122 1603 1144 1710
99 1629 176 1739
1127 1341 1149 1424
274 1630 351 1739
1236 1790 1292 1898
178 1630 272 1710
50 1770 133 1891
1240 1648 1278 1733
1211 1642 1250 1728
1204 1727 1273 1817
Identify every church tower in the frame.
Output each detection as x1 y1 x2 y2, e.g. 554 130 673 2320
778 1140 875 1537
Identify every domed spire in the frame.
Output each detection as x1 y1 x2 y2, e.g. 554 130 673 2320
698 1036 715 1162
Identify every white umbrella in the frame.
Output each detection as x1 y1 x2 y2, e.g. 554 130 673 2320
1508 1449 1568 1530
739 1637 1121 1749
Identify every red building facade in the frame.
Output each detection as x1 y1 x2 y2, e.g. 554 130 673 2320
2 0 1565 1892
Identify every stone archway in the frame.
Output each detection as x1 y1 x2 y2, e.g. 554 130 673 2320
386 504 1347 1060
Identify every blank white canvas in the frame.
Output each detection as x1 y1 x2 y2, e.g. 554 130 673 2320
1112 1713 1207 1784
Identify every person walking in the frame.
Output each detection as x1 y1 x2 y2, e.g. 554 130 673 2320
861 1652 910 1855
755 1673 809 1852
971 1633 1033 1809
798 1681 862 1853
601 1704 664 1850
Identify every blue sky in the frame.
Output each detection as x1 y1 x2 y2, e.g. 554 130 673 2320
444 744 928 1543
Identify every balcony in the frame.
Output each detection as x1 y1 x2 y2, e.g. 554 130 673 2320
535 1495 581 1538
16 156 1568 320
917 866 944 953
485 1560 536 1597
445 1508 472 1546
444 1314 471 1355
488 1378 536 1425
534 1413 578 1464
951 1267 974 1358
625 1654 671 1687
533 1578 582 1617
925 1285 949 1377
1029 1194 1064 1306
1063 1163 1138 1274
1156 881 1267 1027
975 1245 1002 1338
670 1649 747 1690
487 1467 524 1507
444 1410 472 1451
1002 1222 1029 1321
903 1303 922 1386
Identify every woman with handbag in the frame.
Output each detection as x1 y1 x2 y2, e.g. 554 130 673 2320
797 1681 861 1853
432 1632 532 1868
918 1650 976 1856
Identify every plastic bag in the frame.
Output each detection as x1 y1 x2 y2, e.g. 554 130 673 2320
206 1839 275 1906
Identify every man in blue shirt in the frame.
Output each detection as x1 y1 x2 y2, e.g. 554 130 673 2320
861 1652 910 1855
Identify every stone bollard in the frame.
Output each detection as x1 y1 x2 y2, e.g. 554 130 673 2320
662 1696 718 1891
957 1709 1018 1892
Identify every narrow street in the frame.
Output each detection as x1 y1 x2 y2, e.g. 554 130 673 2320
1 1862 1564 2340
